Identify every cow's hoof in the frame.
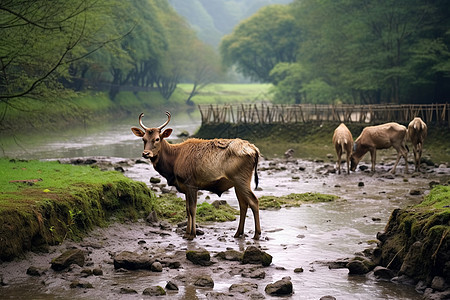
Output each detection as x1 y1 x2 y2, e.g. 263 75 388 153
183 234 195 240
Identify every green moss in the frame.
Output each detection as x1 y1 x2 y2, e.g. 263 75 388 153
379 185 450 282
0 158 155 261
152 195 239 224
259 192 339 210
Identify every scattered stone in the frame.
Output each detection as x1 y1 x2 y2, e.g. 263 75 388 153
211 200 227 209
358 181 365 187
320 296 336 300
51 249 86 271
113 251 153 270
146 211 158 223
186 248 212 266
229 282 258 294
285 149 295 158
120 287 138 294
165 281 179 291
26 266 46 276
409 189 422 195
194 275 214 288
242 268 266 279
431 276 448 292
81 268 93 277
346 260 369 275
70 280 93 289
294 267 304 273
215 249 242 261
373 266 395 280
143 286 166 296
264 276 293 296
151 261 163 272
242 246 272 266
93 268 103 276
150 177 161 184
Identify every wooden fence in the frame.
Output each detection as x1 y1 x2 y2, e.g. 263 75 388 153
198 103 449 126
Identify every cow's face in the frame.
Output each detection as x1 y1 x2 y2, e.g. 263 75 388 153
131 127 172 159
350 155 358 171
131 112 172 160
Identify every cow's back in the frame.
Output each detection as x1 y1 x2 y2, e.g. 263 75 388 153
172 138 259 192
357 123 406 149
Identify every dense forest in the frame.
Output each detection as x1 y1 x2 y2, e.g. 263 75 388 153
1 0 449 109
0 0 221 107
221 0 450 104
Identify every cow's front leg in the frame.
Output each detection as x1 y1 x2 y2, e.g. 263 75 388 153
370 149 376 172
184 189 198 240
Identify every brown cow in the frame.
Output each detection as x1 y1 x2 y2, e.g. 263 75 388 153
407 117 427 172
350 122 408 174
131 112 261 240
332 123 353 174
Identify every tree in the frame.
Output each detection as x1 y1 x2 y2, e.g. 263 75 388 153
184 40 223 105
220 4 300 82
0 0 131 103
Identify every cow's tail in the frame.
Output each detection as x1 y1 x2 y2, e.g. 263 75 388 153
254 154 259 190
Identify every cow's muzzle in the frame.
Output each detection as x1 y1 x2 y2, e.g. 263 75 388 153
142 150 154 159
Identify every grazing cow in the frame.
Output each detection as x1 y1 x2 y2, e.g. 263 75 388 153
350 122 408 174
407 117 427 172
131 112 261 240
332 123 353 174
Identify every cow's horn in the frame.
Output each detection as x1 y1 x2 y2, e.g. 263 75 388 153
158 111 171 130
138 113 150 130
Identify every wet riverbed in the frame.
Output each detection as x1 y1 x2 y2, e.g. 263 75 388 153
2 155 449 299
1 112 450 299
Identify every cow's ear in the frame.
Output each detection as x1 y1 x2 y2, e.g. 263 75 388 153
161 128 172 139
131 127 145 137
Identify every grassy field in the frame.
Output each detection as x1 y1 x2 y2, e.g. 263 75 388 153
176 83 273 104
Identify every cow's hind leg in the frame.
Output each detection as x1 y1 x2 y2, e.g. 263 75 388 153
235 186 261 239
391 145 408 174
184 189 198 240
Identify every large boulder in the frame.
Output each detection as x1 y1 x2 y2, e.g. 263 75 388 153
242 246 272 266
113 251 153 270
265 276 293 296
51 249 85 271
186 248 212 266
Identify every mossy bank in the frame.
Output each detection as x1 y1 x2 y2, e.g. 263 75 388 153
0 159 157 261
373 185 450 291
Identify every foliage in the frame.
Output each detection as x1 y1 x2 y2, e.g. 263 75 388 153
221 0 450 104
0 0 223 113
0 0 131 102
220 4 300 82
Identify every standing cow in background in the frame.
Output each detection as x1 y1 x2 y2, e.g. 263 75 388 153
407 117 427 172
131 111 261 240
350 122 409 174
332 123 353 174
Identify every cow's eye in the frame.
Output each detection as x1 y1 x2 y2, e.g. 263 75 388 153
155 137 160 142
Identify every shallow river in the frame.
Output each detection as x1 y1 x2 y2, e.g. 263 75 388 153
1 110 449 299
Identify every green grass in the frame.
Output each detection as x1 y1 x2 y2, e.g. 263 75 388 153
176 83 273 104
259 192 339 210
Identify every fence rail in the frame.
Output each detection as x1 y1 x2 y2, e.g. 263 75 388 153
198 103 449 126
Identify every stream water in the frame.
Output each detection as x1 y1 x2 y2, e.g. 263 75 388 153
1 109 449 299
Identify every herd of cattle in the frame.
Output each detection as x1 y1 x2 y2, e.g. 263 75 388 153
132 112 427 240
332 117 428 175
